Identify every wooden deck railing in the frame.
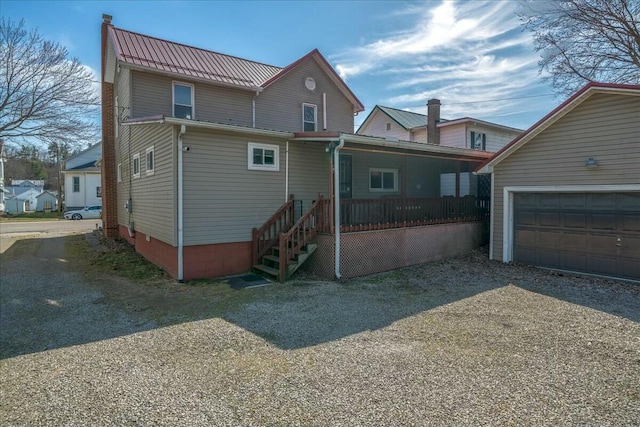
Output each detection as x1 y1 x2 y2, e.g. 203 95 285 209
278 196 324 281
252 197 295 266
328 196 488 233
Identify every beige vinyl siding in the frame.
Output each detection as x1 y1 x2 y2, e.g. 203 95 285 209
439 125 467 148
256 57 354 133
358 110 410 140
130 69 253 126
120 124 176 245
115 67 132 227
182 130 287 245
288 142 331 209
491 93 640 261
406 157 442 197
467 124 519 152
410 128 428 143
349 151 403 198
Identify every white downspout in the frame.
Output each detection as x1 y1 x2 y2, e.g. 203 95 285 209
333 135 345 279
177 124 187 283
285 140 289 202
252 91 259 128
323 93 327 130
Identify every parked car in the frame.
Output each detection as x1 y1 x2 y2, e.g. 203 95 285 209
64 205 102 220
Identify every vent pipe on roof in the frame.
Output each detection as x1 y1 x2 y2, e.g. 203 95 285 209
427 99 441 145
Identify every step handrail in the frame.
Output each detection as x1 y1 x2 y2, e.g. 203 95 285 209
252 196 295 266
278 195 323 281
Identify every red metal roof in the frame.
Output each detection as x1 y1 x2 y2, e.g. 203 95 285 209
108 26 282 89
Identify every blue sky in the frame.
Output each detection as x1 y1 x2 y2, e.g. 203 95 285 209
3 0 560 131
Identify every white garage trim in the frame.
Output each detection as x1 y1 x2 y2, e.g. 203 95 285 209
502 184 640 263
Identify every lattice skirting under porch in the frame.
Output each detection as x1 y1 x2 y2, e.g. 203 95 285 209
303 222 487 280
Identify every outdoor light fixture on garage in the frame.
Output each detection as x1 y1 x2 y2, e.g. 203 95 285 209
585 157 598 168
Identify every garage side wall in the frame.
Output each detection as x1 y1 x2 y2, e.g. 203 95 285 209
491 93 640 261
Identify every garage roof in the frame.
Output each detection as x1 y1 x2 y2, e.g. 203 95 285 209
476 82 640 174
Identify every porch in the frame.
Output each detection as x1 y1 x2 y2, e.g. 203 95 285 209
253 194 489 281
252 132 493 281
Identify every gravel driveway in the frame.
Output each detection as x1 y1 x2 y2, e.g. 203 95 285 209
1 234 639 426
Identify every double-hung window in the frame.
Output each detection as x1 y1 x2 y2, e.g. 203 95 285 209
173 82 194 119
73 176 80 193
369 168 398 192
133 153 140 178
470 131 486 151
303 103 317 132
248 142 279 171
146 146 155 176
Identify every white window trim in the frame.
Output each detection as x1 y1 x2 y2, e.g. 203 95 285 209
172 81 195 119
132 153 140 178
117 163 122 183
248 142 280 171
369 167 399 192
302 103 317 132
145 146 155 176
501 184 640 263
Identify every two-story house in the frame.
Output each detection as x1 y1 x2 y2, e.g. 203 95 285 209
357 103 523 199
357 104 522 151
62 142 102 210
101 15 497 282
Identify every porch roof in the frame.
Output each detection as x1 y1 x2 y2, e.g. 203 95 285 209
293 132 493 162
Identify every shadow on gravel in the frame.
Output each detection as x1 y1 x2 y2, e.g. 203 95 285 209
2 236 638 358
0 237 157 360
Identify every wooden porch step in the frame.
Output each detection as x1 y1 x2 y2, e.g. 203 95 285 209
252 264 279 280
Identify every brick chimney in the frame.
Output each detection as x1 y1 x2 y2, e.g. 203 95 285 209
427 98 441 145
101 14 118 238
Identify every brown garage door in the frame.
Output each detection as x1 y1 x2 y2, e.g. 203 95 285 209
514 192 640 280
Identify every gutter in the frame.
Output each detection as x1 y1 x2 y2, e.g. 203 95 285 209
122 116 294 139
333 135 345 279
177 124 187 283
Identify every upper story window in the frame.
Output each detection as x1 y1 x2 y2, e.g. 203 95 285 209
145 146 155 176
133 153 140 178
73 176 80 193
369 168 398 192
173 82 194 119
303 103 317 132
471 131 486 151
386 122 391 131
248 142 279 171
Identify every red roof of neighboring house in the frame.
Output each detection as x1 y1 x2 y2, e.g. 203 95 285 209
476 82 640 174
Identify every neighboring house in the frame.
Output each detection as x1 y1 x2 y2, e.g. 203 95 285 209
356 104 522 152
357 104 522 200
7 180 44 197
36 191 58 212
5 188 40 213
101 15 494 282
0 140 6 212
477 82 640 281
61 143 102 210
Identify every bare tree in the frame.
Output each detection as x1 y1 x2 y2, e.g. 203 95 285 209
1 18 100 211
519 0 640 95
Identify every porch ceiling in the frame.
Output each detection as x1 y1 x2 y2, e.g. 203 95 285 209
293 132 492 162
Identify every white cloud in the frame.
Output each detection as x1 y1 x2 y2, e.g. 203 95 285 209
334 0 550 128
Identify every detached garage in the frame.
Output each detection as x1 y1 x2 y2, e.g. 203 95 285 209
477 83 640 281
